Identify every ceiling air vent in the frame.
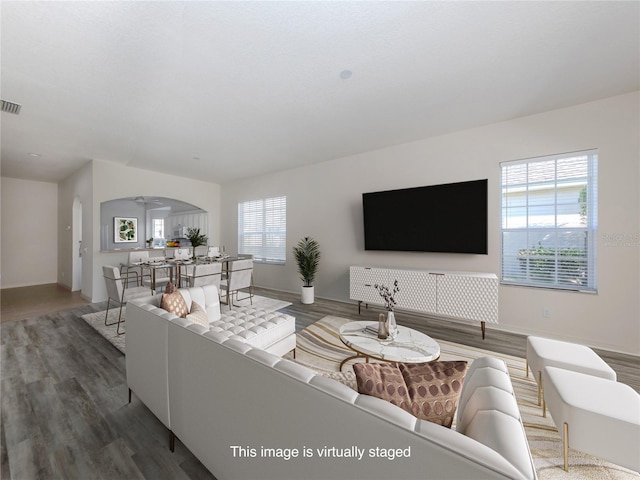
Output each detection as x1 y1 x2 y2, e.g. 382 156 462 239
1 100 22 115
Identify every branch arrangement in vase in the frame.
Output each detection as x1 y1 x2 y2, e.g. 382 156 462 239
374 280 399 311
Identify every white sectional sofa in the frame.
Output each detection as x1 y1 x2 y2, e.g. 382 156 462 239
126 285 537 480
125 285 296 449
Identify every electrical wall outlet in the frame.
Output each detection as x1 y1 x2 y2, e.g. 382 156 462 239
542 307 551 318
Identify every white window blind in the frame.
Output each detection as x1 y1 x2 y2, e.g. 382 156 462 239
238 196 287 264
500 150 598 292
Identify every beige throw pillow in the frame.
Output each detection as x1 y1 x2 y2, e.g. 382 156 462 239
353 360 468 427
186 301 209 327
160 282 189 318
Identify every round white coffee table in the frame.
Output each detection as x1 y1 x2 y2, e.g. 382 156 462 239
338 321 440 371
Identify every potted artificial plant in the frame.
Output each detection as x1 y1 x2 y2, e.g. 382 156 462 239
186 227 208 259
293 236 320 304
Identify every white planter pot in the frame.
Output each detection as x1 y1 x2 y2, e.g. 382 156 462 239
301 285 314 304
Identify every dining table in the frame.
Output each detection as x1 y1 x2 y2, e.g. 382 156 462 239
123 254 253 292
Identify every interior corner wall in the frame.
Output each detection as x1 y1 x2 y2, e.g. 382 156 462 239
220 92 640 355
1 177 58 288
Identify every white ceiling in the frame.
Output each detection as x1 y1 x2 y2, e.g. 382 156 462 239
1 1 638 184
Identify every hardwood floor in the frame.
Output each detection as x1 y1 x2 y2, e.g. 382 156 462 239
1 284 89 323
1 285 638 479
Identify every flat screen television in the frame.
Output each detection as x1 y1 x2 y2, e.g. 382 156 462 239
362 179 488 254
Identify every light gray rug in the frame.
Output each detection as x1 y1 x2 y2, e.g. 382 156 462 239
81 295 291 354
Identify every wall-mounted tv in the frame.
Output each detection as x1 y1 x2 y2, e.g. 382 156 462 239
362 179 488 254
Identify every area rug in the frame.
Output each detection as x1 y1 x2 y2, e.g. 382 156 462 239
81 295 291 355
285 315 639 480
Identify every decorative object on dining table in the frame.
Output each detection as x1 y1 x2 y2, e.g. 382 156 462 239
374 280 399 339
186 227 208 259
292 236 321 304
114 217 138 243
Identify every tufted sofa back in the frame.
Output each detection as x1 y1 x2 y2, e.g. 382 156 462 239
177 284 222 321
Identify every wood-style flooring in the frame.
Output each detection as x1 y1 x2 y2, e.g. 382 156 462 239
1 284 89 323
1 285 639 479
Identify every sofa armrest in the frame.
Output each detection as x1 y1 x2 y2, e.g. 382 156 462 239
464 410 536 480
125 301 172 429
455 357 537 480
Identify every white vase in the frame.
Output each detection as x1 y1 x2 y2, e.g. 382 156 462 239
386 311 398 339
301 285 314 304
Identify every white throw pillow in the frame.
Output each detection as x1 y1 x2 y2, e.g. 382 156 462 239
186 301 209 328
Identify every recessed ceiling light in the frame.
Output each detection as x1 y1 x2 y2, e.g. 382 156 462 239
339 70 353 80
28 153 41 157
192 156 200 160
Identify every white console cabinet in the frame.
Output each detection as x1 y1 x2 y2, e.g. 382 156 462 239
350 266 498 338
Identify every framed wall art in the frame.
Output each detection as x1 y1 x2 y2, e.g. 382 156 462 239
114 217 138 243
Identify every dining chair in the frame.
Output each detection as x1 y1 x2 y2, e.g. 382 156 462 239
172 248 191 261
141 258 172 293
219 259 254 309
193 245 209 258
123 250 150 286
183 263 223 289
207 246 220 258
102 265 152 335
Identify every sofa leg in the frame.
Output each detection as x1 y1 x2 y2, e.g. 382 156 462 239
169 431 175 452
293 348 296 359
537 371 543 406
128 388 132 404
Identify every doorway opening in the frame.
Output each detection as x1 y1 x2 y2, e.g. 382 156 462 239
72 197 82 292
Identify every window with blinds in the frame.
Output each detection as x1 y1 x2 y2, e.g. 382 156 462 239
501 150 598 292
152 218 164 239
238 196 287 264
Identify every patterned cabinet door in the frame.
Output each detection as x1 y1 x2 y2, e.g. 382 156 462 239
436 274 499 324
392 269 437 313
349 266 387 306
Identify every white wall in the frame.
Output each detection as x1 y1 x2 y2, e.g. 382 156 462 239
1 177 58 288
88 160 222 303
221 92 640 355
58 162 93 297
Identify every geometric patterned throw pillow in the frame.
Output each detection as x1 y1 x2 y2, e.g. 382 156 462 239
397 361 467 427
353 362 410 406
353 360 467 428
160 282 189 318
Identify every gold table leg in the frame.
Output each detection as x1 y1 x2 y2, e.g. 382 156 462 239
339 353 369 371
